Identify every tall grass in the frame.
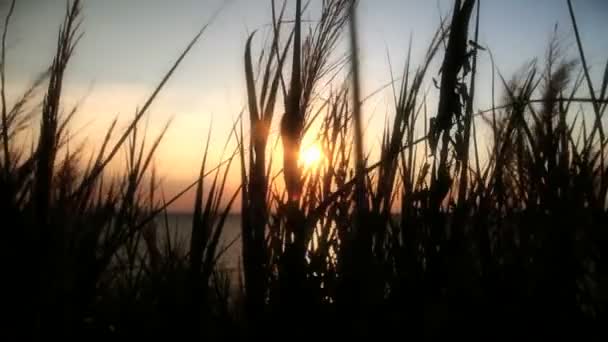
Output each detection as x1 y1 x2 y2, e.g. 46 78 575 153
2 0 239 338
3 0 607 338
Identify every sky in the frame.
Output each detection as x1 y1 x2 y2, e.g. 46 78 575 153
3 0 608 211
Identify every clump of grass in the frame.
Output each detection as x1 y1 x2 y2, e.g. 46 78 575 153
0 0 238 337
240 0 350 328
234 0 608 336
240 0 290 322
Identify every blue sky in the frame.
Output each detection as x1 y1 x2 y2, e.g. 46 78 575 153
3 0 607 209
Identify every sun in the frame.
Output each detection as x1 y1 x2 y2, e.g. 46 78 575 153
300 144 323 169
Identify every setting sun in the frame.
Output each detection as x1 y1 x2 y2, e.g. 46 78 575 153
300 144 323 169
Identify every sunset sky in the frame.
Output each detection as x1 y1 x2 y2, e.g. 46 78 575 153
4 0 608 211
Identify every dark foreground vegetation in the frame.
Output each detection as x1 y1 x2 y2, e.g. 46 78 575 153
2 0 607 338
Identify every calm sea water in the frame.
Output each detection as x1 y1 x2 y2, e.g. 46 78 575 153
158 213 242 272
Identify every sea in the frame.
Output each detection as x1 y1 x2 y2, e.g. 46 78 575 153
157 213 242 273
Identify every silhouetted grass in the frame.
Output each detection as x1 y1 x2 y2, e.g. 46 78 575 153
2 0 607 339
